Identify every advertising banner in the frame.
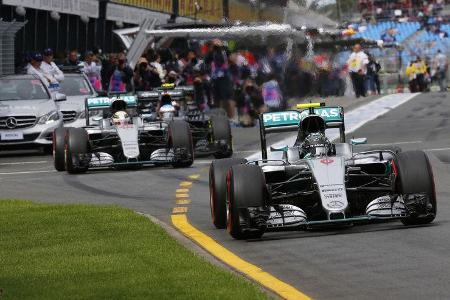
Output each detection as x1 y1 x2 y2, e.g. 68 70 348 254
111 0 172 14
106 3 170 25
3 0 99 18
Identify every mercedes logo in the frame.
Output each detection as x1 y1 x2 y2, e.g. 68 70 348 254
5 117 17 129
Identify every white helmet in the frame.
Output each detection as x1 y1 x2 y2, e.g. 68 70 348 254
159 104 176 120
112 111 130 125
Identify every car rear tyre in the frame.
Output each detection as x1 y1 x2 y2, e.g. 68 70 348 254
209 158 247 229
226 164 268 239
65 128 89 174
53 127 66 171
211 115 233 159
395 150 436 225
170 120 194 168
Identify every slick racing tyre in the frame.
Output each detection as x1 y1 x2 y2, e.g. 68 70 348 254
394 150 436 225
226 164 269 239
53 127 66 171
210 115 233 159
169 120 194 168
209 158 247 229
65 128 89 174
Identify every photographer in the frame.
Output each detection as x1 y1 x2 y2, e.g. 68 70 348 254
236 80 265 127
133 57 162 91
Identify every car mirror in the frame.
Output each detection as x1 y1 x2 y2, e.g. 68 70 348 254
92 115 103 122
270 145 289 152
54 93 66 102
350 138 368 145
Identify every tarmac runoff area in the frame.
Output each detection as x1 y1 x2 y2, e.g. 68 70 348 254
2 92 450 299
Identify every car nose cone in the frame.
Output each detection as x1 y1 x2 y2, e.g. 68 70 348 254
6 117 17 129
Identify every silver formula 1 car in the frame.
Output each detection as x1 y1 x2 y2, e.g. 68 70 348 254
137 85 232 158
53 95 194 174
209 103 436 239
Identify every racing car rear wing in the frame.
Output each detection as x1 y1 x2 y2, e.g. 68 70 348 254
84 95 137 126
136 89 188 101
259 104 345 159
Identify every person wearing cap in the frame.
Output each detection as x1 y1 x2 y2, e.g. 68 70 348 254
41 48 64 82
27 52 59 91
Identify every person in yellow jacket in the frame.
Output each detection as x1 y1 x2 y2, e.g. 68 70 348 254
406 61 418 92
414 58 428 91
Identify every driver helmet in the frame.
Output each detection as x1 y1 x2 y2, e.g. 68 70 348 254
301 132 331 157
112 111 130 125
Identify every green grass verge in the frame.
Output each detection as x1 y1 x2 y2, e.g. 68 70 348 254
0 200 271 300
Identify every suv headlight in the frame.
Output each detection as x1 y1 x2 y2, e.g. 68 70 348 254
38 110 60 124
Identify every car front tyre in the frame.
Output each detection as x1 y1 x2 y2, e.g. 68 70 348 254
394 150 436 225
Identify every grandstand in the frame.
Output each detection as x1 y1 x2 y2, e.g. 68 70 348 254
352 0 450 72
353 21 420 43
358 0 448 21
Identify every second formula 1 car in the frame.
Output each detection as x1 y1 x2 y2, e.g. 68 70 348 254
53 95 194 173
137 85 233 158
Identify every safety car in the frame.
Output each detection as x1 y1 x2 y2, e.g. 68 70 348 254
0 74 66 151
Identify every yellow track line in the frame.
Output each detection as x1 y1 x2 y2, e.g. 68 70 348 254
172 214 311 300
180 181 193 187
172 207 188 214
175 193 189 198
188 174 201 180
176 199 191 205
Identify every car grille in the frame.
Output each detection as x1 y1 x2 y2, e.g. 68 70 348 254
0 116 37 129
62 111 77 123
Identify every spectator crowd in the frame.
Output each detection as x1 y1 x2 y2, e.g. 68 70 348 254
20 39 352 126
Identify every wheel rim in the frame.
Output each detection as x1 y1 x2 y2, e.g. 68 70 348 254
52 133 56 160
226 170 232 233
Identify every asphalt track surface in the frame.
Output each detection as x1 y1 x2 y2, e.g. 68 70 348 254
1 92 450 299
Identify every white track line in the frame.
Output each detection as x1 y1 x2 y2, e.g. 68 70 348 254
0 160 50 166
425 147 450 152
0 170 56 175
194 160 214 165
367 141 423 146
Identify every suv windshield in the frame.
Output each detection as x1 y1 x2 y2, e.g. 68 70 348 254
0 78 50 101
59 76 93 96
